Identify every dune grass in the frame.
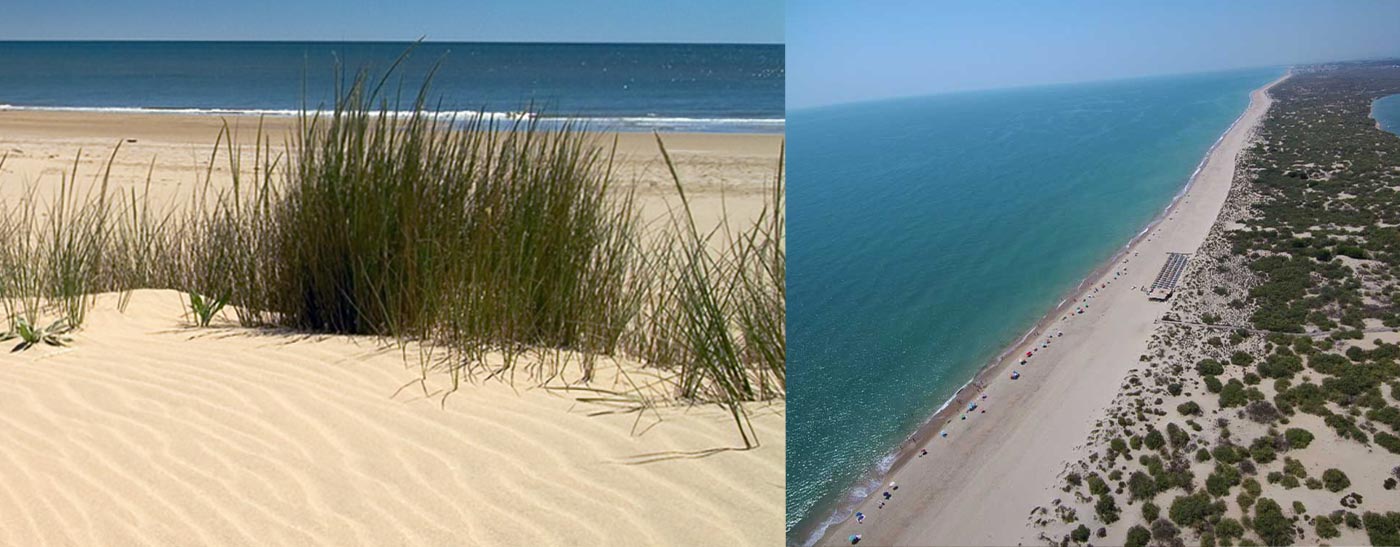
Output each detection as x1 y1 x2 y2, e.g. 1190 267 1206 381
0 62 784 444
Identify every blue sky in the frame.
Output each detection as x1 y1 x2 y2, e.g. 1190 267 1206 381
790 0 1400 109
0 0 783 44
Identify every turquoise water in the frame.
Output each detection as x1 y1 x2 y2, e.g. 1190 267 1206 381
786 67 1282 544
1376 94 1400 137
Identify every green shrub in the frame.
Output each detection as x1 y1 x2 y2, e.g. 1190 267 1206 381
1096 493 1120 524
1129 471 1158 501
1378 431 1400 454
1365 512 1400 546
1323 468 1351 492
1252 498 1294 546
1198 359 1225 376
1145 429 1166 451
1283 428 1314 449
1221 379 1249 407
1316 516 1341 539
1216 517 1245 539
1071 524 1090 543
1143 501 1161 522
1126 525 1151 547
1231 351 1256 367
1169 491 1220 527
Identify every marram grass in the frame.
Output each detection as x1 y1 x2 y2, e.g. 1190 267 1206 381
0 63 784 445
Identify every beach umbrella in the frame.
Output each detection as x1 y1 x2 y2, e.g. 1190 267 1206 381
1011 371 1021 380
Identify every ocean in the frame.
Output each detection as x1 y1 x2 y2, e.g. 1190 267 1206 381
0 41 783 133
786 67 1282 544
1376 93 1400 136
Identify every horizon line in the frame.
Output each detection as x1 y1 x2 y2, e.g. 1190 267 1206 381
0 39 785 47
791 56 1400 112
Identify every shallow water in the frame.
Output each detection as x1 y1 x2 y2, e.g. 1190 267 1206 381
785 67 1282 543
1375 94 1400 137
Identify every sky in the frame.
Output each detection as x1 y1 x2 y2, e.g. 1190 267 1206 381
789 0 1400 109
0 0 783 44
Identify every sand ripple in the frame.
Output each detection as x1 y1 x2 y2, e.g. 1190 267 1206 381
0 290 783 546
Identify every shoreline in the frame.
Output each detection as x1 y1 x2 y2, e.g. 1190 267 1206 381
803 72 1288 547
0 104 784 134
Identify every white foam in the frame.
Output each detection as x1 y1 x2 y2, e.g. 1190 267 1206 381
0 104 784 131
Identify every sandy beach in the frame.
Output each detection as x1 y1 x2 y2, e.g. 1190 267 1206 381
0 110 783 232
817 75 1285 546
0 111 784 546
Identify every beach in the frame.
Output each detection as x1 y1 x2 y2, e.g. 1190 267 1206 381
817 75 1284 546
0 111 784 546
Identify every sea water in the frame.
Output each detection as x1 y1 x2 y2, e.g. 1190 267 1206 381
786 67 1282 544
1375 93 1400 137
0 41 782 133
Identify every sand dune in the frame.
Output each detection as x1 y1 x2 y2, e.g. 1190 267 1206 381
0 113 784 546
0 290 783 546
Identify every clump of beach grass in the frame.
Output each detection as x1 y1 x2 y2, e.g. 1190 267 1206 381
0 55 785 444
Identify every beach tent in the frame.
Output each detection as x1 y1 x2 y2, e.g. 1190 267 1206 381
1011 371 1021 380
850 534 862 544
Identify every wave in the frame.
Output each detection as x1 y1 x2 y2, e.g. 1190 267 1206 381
0 104 784 132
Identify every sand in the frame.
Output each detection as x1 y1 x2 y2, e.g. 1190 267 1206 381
0 112 784 546
0 110 784 234
817 76 1285 546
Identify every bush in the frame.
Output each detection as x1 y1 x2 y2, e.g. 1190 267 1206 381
1145 429 1166 451
1179 401 1203 416
1125 525 1152 547
1216 517 1245 539
1252 498 1294 546
1088 473 1109 496
1283 428 1314 449
1129 471 1158 501
1323 468 1351 492
1143 501 1161 522
1246 401 1281 423
1207 463 1242 497
1220 379 1249 408
1168 422 1190 449
1071 524 1090 543
1152 518 1181 543
1205 376 1224 393
1249 436 1277 464
1231 351 1256 367
1258 353 1303 379
1214 444 1243 464
1365 512 1400 546
1198 358 1225 376
1169 491 1219 527
1376 431 1400 455
1316 516 1341 539
1095 493 1120 524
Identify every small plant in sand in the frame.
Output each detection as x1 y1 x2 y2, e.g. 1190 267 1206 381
1 317 73 352
187 292 229 327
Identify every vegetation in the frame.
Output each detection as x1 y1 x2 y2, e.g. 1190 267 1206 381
0 58 787 445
